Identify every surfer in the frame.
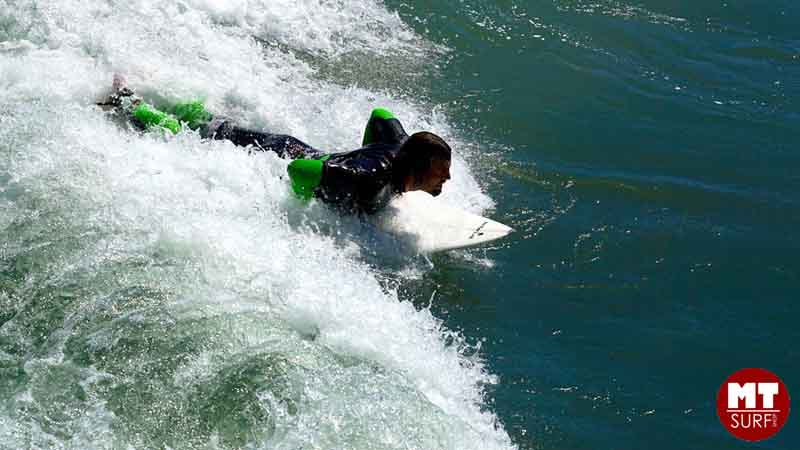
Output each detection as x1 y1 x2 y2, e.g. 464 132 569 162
100 75 451 215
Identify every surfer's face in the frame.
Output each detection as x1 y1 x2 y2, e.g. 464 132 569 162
419 158 451 196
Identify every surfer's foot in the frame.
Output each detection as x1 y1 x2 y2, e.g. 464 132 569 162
97 73 139 110
111 73 127 93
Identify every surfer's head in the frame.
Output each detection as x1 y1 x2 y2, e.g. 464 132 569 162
394 132 452 196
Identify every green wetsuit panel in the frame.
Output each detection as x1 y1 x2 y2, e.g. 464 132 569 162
132 103 182 134
362 108 396 146
131 100 213 134
287 155 330 199
170 101 213 130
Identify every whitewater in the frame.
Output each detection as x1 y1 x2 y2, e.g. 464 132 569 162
0 0 513 448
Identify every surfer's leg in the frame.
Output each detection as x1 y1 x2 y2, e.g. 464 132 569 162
98 74 178 132
228 128 320 159
204 119 322 159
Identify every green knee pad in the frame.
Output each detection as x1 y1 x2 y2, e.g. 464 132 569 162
132 103 181 134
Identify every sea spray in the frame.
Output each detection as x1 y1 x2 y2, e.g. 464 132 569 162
1 0 512 448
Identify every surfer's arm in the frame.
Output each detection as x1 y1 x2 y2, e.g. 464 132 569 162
361 108 408 146
319 154 392 213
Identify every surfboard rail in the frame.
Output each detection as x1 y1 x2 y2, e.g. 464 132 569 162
374 191 513 253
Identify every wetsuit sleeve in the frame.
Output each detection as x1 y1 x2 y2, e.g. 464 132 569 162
169 101 213 130
287 155 329 199
320 152 393 214
362 108 408 146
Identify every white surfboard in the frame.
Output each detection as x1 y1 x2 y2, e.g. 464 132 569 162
374 191 513 253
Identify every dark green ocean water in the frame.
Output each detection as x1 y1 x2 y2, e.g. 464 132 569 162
388 0 799 448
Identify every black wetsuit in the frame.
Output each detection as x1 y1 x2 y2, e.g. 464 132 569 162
113 92 408 214
207 109 409 214
205 120 325 159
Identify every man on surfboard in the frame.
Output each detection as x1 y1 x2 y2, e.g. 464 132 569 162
100 75 451 215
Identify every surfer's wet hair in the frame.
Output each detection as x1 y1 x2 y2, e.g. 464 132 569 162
393 132 451 185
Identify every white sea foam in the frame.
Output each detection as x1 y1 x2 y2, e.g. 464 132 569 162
0 0 511 448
